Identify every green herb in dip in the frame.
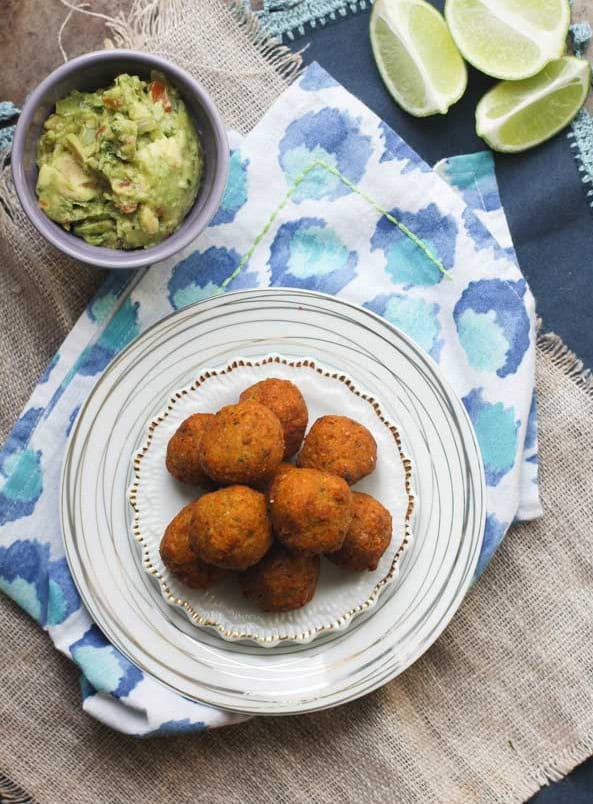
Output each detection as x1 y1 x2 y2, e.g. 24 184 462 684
36 72 202 249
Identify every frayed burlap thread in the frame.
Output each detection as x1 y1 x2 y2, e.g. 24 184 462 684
3 1 593 802
0 0 303 444
2 336 593 803
57 0 303 132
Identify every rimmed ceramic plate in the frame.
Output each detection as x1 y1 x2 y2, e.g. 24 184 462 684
61 288 485 715
130 355 415 647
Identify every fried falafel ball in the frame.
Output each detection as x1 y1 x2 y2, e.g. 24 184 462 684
189 485 272 571
159 503 228 589
165 413 215 486
239 378 308 459
268 467 352 555
297 415 377 485
327 492 392 572
240 544 320 612
198 401 284 486
256 461 297 492
272 461 297 480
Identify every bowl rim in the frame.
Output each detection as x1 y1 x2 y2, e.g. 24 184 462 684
11 48 229 270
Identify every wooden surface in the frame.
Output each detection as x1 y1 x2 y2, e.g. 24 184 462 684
1 0 130 106
2 0 591 109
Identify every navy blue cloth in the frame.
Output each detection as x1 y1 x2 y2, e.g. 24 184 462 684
296 3 593 368
292 5 593 801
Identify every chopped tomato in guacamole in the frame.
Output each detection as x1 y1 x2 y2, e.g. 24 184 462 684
36 72 202 249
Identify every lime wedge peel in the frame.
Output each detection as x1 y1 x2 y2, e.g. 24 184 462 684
476 57 591 153
370 0 467 117
445 0 571 81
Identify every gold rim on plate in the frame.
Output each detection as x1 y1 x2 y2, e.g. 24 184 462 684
129 354 415 645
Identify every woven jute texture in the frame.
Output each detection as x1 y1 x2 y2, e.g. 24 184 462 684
0 0 302 445
2 2 593 803
2 337 593 804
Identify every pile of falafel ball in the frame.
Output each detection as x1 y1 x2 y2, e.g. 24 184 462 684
160 377 393 613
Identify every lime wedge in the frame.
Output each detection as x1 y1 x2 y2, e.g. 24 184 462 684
445 0 570 80
370 0 467 117
476 57 590 152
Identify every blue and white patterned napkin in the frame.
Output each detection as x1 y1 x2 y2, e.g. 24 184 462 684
0 63 540 735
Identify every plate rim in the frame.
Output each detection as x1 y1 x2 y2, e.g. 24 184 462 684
60 287 486 715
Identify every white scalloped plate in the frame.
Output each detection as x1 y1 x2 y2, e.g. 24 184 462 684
130 355 414 647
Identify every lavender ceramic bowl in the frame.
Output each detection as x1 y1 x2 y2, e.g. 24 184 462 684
11 50 229 270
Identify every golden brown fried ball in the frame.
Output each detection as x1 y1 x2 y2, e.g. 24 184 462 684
198 401 284 486
166 413 215 486
297 415 377 485
255 461 297 492
189 485 272 571
327 492 392 572
272 461 297 480
159 503 228 589
240 544 320 612
268 467 352 555
239 378 308 459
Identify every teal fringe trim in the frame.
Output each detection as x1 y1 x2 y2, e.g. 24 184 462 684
0 101 20 123
0 126 16 149
568 109 593 208
567 22 593 212
0 101 20 149
247 0 372 40
569 20 592 56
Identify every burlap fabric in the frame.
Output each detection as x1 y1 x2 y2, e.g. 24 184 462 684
2 3 593 803
0 0 302 446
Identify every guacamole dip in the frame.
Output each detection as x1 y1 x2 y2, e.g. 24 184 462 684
36 72 203 249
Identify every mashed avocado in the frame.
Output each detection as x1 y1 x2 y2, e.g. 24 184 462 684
36 72 202 249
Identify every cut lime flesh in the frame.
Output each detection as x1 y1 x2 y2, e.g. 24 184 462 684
476 57 591 152
370 0 467 117
446 0 571 80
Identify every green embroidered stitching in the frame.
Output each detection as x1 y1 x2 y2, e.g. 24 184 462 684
221 158 451 289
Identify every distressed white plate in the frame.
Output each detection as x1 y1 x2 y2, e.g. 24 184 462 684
61 289 485 715
130 355 414 647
